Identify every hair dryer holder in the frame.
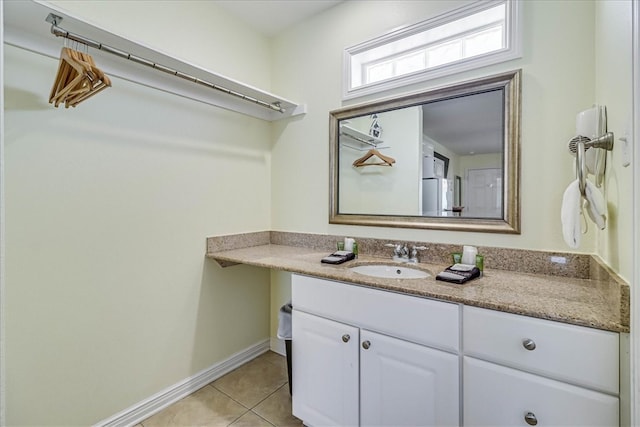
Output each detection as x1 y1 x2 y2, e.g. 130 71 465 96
575 132 614 196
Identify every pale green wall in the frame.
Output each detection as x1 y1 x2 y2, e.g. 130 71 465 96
594 0 633 282
0 3 5 425
270 270 293 342
339 107 422 215
271 0 598 251
3 0 634 425
269 0 631 283
4 1 273 425
269 0 632 321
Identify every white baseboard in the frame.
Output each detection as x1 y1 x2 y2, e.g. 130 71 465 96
94 339 270 427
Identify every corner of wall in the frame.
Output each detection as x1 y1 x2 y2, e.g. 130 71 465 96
0 2 7 423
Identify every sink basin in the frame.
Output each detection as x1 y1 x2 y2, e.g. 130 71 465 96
349 264 430 279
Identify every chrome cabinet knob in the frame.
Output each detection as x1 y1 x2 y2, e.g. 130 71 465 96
342 334 350 343
362 340 371 350
524 411 538 426
522 338 536 351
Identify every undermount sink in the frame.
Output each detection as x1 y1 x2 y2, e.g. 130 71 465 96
349 264 430 279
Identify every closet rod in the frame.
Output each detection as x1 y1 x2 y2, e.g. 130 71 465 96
340 131 378 147
45 14 285 114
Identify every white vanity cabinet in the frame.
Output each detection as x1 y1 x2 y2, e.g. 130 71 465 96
291 274 460 427
359 328 459 427
292 310 359 426
462 306 620 427
290 275 621 427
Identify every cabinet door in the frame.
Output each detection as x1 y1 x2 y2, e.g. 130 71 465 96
360 330 460 427
463 357 619 427
292 310 359 427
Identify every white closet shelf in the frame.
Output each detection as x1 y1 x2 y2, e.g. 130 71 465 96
3 0 307 122
340 124 384 146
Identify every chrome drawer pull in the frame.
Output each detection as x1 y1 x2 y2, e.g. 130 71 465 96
342 334 350 343
522 338 536 351
524 411 538 426
362 340 371 350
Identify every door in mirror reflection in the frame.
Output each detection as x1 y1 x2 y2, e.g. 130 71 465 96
466 168 502 218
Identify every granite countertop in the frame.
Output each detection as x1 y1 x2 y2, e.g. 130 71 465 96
207 243 628 333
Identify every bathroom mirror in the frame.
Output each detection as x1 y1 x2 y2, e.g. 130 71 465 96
329 70 521 233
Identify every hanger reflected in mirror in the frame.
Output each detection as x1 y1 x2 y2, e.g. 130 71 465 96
352 148 396 167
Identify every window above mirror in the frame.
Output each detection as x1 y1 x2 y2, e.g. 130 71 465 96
344 0 522 100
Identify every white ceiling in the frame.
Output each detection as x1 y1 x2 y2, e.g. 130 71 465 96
422 90 504 156
214 0 344 37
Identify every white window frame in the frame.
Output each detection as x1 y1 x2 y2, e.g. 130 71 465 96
343 0 522 100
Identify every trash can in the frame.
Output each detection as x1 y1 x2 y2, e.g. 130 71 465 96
277 302 293 394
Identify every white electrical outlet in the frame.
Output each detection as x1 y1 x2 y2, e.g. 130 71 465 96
620 136 631 167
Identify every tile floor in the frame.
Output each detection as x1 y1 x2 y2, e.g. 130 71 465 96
138 351 303 427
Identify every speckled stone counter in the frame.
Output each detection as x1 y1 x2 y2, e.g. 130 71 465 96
206 233 629 333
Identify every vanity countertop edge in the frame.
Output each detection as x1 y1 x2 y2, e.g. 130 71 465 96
207 243 629 334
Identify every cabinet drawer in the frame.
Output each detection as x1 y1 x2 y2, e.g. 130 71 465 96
463 306 619 394
463 357 619 427
292 274 460 352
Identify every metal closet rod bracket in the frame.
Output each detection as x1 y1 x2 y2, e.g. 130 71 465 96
45 13 63 26
44 13 286 114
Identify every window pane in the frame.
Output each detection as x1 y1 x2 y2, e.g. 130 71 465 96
367 62 394 84
464 26 504 58
360 3 506 85
395 51 426 76
427 40 462 68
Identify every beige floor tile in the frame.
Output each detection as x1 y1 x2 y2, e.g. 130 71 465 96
258 350 287 368
253 384 303 427
142 386 247 427
229 411 275 427
213 356 288 408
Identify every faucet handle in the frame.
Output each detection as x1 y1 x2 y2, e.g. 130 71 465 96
385 243 404 258
408 245 427 263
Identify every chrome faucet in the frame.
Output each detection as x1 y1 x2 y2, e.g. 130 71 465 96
384 243 411 262
408 245 427 263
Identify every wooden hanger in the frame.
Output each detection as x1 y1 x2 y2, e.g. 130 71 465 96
49 54 78 104
66 51 111 108
49 47 111 108
50 47 93 106
352 148 396 167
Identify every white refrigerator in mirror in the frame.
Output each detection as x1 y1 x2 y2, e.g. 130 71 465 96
422 178 441 215
422 178 453 216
